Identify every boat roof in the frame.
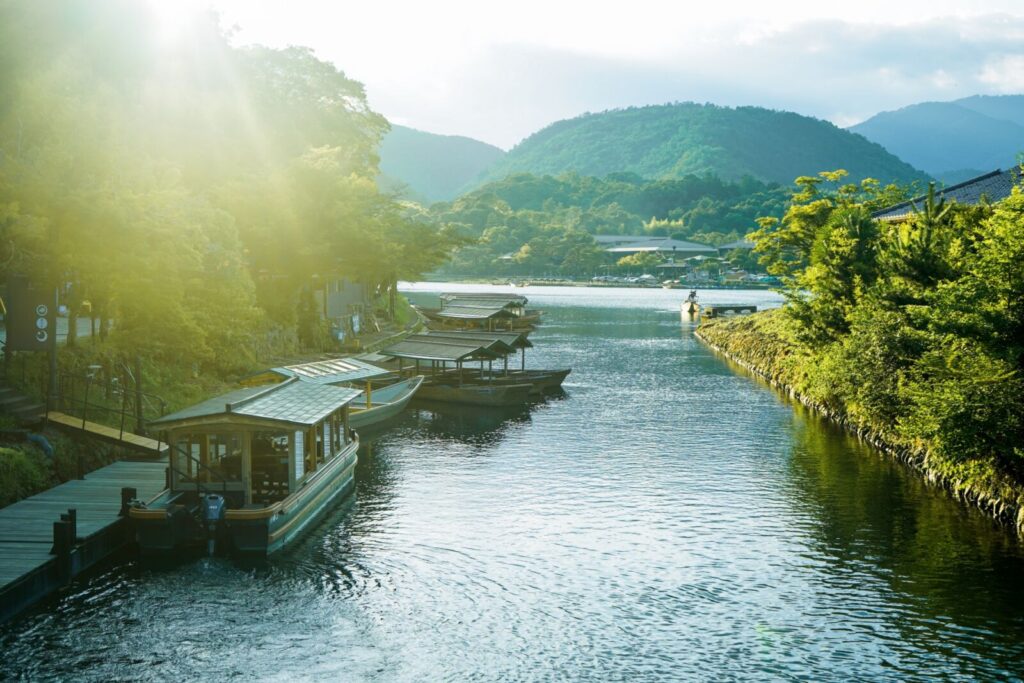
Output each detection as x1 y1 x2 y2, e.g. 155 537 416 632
271 357 389 384
433 305 517 320
150 378 361 430
379 338 502 362
440 292 528 305
419 330 533 350
442 296 525 310
407 333 515 355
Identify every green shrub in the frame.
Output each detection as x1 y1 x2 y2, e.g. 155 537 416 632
0 447 49 508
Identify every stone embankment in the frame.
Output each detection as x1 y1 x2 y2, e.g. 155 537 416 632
696 311 1024 536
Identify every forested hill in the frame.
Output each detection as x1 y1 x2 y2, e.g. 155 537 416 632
378 125 505 202
476 103 929 187
849 95 1024 183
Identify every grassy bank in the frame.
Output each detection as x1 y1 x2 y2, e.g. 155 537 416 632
697 310 1024 535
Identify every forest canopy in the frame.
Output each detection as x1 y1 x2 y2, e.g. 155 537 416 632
431 171 789 277
0 1 455 373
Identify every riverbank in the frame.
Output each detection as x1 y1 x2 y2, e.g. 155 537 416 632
696 309 1024 536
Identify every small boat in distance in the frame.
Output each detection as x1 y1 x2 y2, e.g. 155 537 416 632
682 290 699 316
130 378 361 557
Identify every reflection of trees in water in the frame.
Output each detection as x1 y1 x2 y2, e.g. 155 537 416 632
785 404 1024 664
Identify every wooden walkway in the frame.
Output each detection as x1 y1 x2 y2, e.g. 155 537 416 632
0 460 167 622
45 411 167 456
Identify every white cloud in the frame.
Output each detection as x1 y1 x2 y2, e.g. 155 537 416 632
979 55 1024 92
208 2 1024 146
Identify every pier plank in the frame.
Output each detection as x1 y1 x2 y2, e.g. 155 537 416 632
0 460 167 621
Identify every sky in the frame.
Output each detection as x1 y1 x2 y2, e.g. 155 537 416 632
194 0 1024 149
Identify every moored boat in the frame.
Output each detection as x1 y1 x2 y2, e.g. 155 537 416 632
348 376 423 429
243 357 422 431
377 331 571 405
415 381 534 406
129 378 361 557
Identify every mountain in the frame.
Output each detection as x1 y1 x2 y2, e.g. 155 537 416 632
378 125 505 202
849 96 1024 181
476 103 928 187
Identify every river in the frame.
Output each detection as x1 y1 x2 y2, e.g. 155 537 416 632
2 284 1023 681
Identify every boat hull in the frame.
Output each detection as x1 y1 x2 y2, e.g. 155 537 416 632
348 376 423 429
426 368 570 396
416 382 533 406
131 439 359 557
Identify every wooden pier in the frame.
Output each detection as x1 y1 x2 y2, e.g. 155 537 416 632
45 411 168 457
0 459 167 623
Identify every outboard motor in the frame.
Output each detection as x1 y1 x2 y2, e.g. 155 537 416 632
201 493 226 555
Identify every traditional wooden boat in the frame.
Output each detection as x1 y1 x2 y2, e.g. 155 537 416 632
682 290 700 316
129 378 361 556
378 332 570 404
424 292 543 330
242 357 422 431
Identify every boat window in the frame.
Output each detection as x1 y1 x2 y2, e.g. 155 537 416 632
251 430 289 503
207 433 243 481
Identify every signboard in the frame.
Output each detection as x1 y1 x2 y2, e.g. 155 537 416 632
5 276 56 352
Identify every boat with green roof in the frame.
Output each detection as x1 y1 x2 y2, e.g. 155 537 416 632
129 377 361 556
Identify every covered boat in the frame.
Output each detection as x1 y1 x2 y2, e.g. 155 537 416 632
129 378 361 556
417 292 542 331
258 357 422 430
378 332 570 404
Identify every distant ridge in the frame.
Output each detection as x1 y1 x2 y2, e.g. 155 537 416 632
378 124 505 203
849 95 1024 179
475 102 928 187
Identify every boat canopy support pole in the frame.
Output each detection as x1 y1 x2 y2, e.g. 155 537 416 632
241 432 252 506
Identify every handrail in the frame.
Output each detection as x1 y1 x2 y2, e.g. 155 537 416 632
168 441 229 496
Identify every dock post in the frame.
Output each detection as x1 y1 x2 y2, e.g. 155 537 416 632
120 487 137 516
51 508 77 582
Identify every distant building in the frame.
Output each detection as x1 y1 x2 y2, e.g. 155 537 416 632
872 168 1021 223
596 235 718 259
716 239 756 256
317 278 370 341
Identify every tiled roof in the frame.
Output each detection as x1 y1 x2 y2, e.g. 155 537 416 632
440 292 528 305
232 381 359 426
411 332 517 355
421 330 533 350
379 339 501 362
442 297 524 311
434 305 517 320
272 357 389 385
150 378 359 429
873 168 1021 222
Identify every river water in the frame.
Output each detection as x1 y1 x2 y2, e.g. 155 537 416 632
2 284 1023 681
